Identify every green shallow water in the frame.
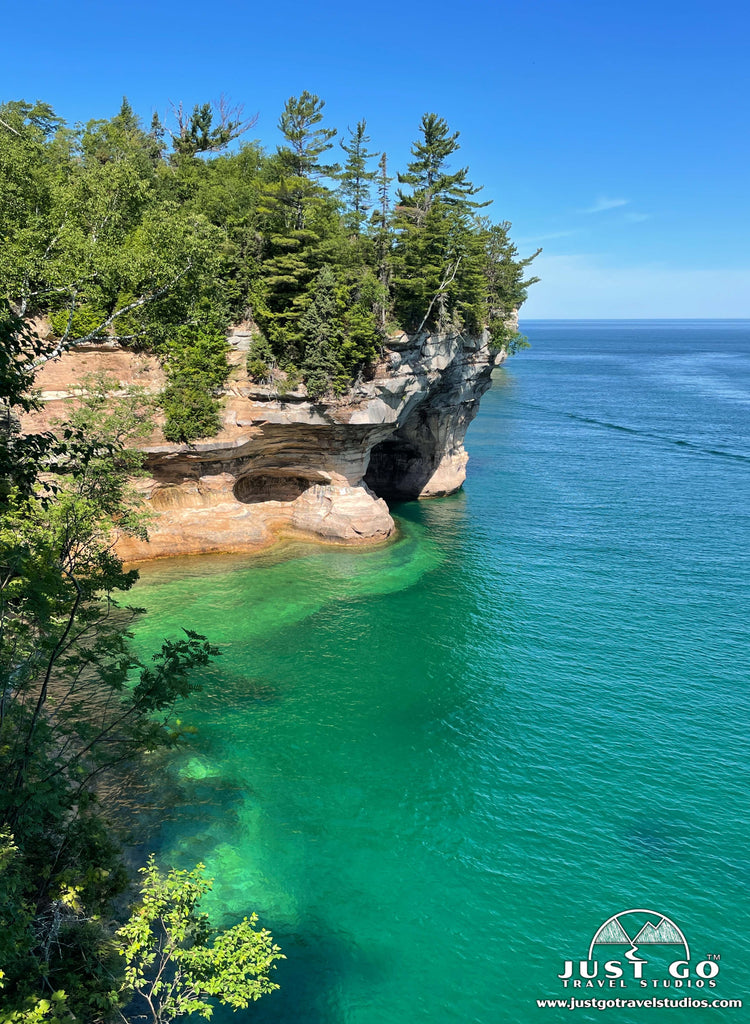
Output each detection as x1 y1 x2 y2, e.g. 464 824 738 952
129 322 750 1022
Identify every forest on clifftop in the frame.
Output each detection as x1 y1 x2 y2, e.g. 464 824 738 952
1 93 539 441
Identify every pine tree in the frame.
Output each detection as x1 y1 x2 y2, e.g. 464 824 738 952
115 96 139 133
170 98 255 158
276 92 338 230
300 265 345 398
148 111 165 161
392 114 490 332
482 220 540 352
338 120 377 237
254 94 343 360
396 113 488 225
253 226 323 358
373 152 393 329
376 152 392 233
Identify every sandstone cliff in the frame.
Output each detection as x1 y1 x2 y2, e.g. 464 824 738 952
22 328 505 560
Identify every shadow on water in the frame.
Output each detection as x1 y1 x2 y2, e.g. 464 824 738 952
112 753 390 1024
209 912 393 1024
624 818 683 860
564 411 750 463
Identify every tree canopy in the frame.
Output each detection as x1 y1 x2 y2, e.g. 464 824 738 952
1 93 538 431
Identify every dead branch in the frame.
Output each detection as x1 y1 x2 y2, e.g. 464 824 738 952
415 257 462 336
29 263 192 368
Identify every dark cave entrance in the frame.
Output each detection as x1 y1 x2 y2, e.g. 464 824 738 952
364 437 430 501
233 471 323 504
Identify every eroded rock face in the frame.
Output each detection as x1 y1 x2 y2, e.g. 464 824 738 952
23 330 503 560
363 331 499 499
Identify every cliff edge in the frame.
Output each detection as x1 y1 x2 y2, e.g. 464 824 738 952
22 328 505 560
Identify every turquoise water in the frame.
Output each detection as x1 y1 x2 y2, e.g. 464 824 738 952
129 321 750 1022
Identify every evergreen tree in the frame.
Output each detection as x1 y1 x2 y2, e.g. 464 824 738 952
253 95 343 362
81 97 160 172
275 91 338 230
1 91 539 440
392 114 490 332
338 120 377 236
396 113 488 225
299 265 345 398
170 98 256 158
481 220 541 352
376 152 392 233
373 152 393 328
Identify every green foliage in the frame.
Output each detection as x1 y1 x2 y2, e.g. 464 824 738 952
0 315 226 1020
64 372 155 450
160 388 220 444
276 364 302 396
170 98 255 159
481 220 541 331
338 120 378 237
48 305 107 341
392 113 493 333
253 225 325 360
116 857 283 1022
0 314 32 412
1 93 537 429
276 91 338 231
0 88 539 1022
341 304 381 369
295 265 380 398
251 94 343 366
159 326 230 443
246 335 275 380
300 266 346 399
0 969 73 1024
488 320 531 355
396 112 488 222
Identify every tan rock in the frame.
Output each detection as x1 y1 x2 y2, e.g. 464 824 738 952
20 328 503 560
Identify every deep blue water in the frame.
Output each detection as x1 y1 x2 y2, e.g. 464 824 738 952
131 321 750 1022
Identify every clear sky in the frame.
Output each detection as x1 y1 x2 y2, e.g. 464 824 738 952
3 0 749 317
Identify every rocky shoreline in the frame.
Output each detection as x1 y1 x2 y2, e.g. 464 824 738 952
22 327 506 561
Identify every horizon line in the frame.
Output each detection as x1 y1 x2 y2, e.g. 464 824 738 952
519 316 750 322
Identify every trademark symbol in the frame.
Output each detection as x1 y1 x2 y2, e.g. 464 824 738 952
706 954 721 961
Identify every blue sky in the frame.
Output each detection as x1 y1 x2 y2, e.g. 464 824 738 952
3 0 749 317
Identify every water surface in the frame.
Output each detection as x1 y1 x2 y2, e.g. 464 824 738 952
131 321 750 1022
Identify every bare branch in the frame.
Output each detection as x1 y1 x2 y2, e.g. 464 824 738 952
29 262 192 368
10 570 82 796
167 96 258 156
0 116 22 137
415 257 462 336
216 92 259 137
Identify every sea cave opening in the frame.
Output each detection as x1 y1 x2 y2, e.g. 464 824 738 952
364 437 427 500
233 471 323 504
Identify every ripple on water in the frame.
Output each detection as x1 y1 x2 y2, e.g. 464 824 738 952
129 322 750 1024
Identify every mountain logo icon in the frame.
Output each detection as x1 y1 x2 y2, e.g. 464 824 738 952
588 909 690 961
557 909 722 987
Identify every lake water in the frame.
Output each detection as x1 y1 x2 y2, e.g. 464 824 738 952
129 321 750 1022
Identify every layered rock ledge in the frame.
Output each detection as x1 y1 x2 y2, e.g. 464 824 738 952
23 329 504 560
